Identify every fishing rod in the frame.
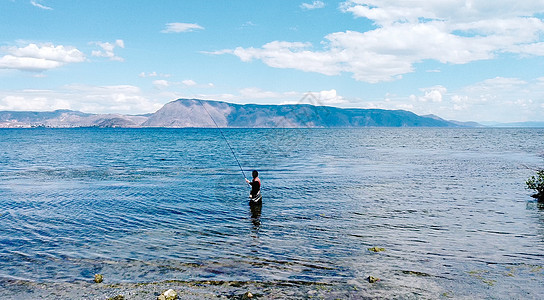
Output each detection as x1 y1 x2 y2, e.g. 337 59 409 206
197 99 249 182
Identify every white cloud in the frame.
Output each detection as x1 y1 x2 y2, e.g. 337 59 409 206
386 77 543 122
240 87 282 99
139 71 171 78
395 103 414 111
341 0 544 25
30 0 52 10
182 79 197 87
68 85 163 114
419 86 447 103
301 1 325 10
215 1 544 83
230 40 343 76
0 43 85 72
91 40 125 62
240 21 256 29
201 49 235 55
0 95 56 111
161 23 204 33
0 85 164 114
152 80 170 89
148 78 213 89
461 77 528 98
115 40 125 48
139 71 157 78
315 89 347 105
236 88 346 106
338 74 544 122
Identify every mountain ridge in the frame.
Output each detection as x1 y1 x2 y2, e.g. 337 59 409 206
0 98 475 128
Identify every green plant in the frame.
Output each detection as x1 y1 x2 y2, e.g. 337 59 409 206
526 169 544 198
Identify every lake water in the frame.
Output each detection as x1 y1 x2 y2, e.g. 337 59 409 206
0 128 543 299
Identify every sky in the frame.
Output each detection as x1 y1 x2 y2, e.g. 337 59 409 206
1 0 544 123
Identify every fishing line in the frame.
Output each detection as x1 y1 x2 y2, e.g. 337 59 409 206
197 99 248 181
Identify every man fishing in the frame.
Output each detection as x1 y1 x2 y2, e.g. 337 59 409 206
245 170 261 202
197 100 261 202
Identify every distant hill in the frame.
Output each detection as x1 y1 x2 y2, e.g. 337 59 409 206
143 99 465 128
422 114 484 127
483 121 544 128
0 110 147 128
0 98 472 128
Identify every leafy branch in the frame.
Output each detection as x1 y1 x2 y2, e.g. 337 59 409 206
526 169 544 200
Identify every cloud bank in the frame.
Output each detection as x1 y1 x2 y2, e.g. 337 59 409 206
0 43 86 72
362 76 544 122
216 0 544 83
0 85 163 114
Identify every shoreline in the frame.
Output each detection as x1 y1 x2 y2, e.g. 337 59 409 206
1 278 368 299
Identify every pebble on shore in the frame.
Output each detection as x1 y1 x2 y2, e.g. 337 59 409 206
94 274 103 283
157 289 178 300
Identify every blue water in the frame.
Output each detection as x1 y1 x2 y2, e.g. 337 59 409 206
1 128 543 298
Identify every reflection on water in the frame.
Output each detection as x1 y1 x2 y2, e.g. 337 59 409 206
249 200 262 231
0 128 543 299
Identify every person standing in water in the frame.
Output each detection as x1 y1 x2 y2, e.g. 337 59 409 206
245 170 261 201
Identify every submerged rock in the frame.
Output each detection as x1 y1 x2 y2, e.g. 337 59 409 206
531 193 544 201
242 291 254 299
94 274 103 283
401 270 431 277
367 276 380 283
157 289 178 300
106 296 125 300
368 246 386 252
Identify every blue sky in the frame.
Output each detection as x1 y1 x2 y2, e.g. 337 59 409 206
1 0 544 122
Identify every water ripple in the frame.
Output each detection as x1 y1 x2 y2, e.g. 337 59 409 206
1 128 543 299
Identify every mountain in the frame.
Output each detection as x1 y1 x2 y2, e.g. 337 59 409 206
423 114 484 127
0 98 471 128
143 99 464 128
0 110 147 128
142 99 230 127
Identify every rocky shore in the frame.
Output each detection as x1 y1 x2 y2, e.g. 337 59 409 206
1 279 366 299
